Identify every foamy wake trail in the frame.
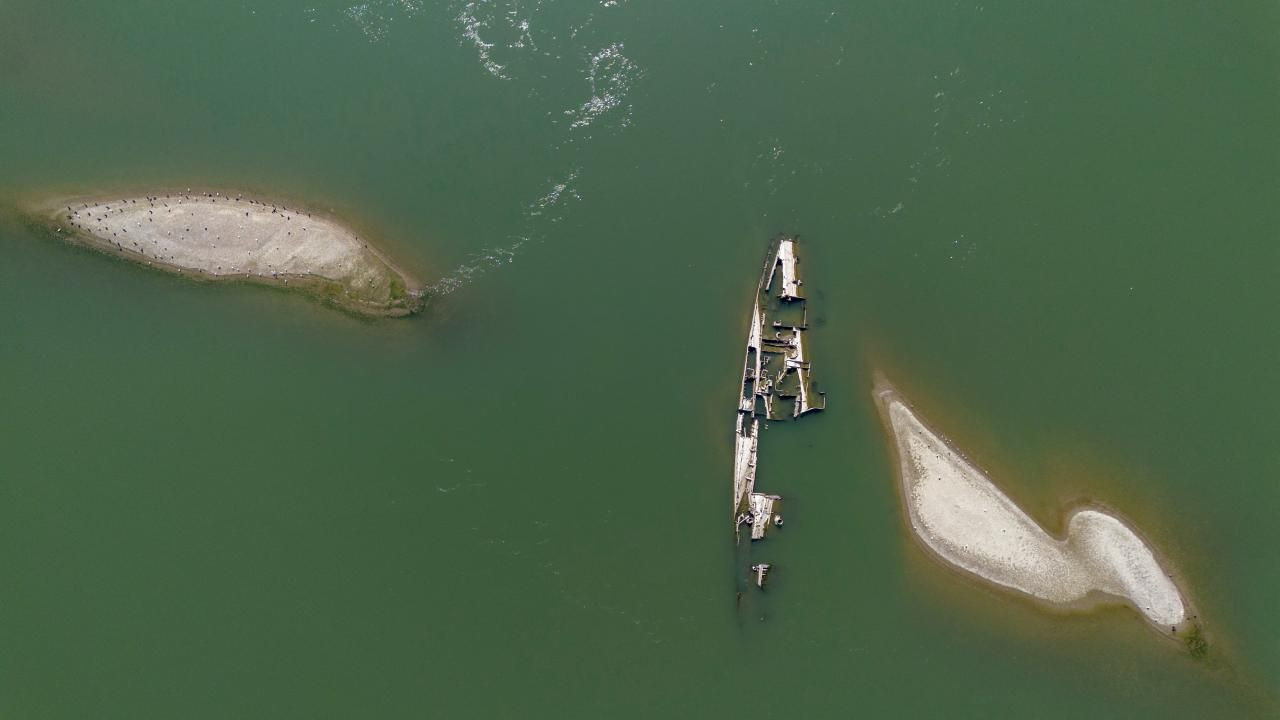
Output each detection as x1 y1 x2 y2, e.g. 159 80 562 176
428 236 529 295
434 2 640 292
340 0 425 42
565 43 640 131
427 168 580 295
282 2 634 294
527 169 581 218
454 0 511 78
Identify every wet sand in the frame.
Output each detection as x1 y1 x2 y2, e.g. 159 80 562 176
875 381 1190 633
42 191 423 316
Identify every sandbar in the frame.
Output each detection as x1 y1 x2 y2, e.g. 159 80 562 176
37 191 423 316
875 383 1189 632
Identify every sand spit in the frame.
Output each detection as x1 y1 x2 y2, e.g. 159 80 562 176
42 192 423 316
875 385 1189 632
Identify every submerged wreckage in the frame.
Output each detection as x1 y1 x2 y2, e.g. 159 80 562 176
733 236 825 589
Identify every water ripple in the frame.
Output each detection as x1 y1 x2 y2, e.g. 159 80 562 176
428 236 529 296
341 0 424 42
429 168 580 296
454 0 510 78
434 1 641 294
565 43 639 132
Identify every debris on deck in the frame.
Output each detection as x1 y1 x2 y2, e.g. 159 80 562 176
731 236 826 590
747 492 782 541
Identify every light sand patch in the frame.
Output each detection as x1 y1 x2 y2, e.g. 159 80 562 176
47 192 422 316
876 384 1188 630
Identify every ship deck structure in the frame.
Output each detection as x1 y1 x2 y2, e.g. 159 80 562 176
731 236 825 585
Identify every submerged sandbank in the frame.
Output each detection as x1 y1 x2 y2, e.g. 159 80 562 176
37 191 423 316
875 383 1190 633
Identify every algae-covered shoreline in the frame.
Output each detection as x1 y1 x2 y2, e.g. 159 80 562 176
24 190 426 317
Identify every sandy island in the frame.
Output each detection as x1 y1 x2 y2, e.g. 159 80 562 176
875 382 1193 636
36 191 424 317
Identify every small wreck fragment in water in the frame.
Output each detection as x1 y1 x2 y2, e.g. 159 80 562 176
732 236 825 588
751 563 772 589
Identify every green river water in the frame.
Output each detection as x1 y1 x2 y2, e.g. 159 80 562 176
2 1 1278 717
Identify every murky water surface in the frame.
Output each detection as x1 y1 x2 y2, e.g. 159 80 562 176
1 1 1277 716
